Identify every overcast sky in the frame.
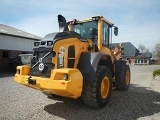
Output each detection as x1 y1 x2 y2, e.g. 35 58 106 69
0 0 160 50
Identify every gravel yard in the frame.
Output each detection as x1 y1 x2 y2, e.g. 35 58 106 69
0 65 160 120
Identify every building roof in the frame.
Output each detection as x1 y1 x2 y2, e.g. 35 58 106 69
110 42 139 57
0 24 42 40
136 52 152 58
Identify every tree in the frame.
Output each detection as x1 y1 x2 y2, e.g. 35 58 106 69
153 42 160 60
138 43 147 53
138 44 150 53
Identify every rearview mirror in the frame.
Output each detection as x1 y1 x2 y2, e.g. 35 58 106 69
114 27 118 36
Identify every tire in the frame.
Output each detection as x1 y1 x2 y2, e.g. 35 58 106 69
115 65 131 91
82 65 112 108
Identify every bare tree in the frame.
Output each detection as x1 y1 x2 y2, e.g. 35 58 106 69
138 43 147 53
154 43 160 60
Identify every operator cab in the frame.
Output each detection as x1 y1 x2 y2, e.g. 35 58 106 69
72 21 98 40
69 16 118 49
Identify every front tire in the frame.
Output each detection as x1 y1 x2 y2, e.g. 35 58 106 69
115 65 131 91
82 66 112 108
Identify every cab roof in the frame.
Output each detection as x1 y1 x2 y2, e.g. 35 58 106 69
77 16 114 26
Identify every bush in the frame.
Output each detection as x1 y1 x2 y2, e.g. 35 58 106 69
153 69 160 78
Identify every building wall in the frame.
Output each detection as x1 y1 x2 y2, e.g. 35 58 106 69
0 34 35 51
0 34 37 72
153 60 160 65
134 58 150 65
121 56 151 65
0 49 31 72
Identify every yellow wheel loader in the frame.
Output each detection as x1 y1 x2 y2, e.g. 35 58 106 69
14 15 131 108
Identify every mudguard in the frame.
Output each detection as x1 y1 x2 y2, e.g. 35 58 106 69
77 52 108 83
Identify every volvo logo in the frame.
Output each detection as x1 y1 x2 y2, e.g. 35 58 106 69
59 47 65 54
39 63 45 72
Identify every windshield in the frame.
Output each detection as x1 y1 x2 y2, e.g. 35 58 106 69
73 21 98 39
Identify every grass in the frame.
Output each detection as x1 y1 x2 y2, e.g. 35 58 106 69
153 69 160 79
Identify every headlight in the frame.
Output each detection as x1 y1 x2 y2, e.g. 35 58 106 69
47 41 53 46
34 42 40 47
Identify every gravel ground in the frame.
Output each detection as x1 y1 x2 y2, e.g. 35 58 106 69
0 65 160 120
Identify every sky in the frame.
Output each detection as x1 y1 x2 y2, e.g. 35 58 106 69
0 0 160 50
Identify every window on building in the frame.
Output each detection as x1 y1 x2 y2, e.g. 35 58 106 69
135 59 137 63
141 59 143 63
3 51 9 58
144 59 147 63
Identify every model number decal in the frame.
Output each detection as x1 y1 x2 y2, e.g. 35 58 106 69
58 54 64 68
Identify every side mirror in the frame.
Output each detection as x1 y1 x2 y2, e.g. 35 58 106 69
114 27 118 36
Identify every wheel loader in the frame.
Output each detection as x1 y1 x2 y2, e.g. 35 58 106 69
14 15 130 108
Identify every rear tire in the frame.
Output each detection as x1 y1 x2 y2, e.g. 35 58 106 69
82 66 112 108
115 65 130 91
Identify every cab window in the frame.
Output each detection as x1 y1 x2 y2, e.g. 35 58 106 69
102 22 109 45
73 21 98 39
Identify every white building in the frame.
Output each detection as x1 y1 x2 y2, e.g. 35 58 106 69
0 24 41 71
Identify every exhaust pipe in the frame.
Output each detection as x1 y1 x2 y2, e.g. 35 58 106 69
58 14 69 32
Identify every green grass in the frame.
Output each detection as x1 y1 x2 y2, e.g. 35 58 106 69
153 69 160 78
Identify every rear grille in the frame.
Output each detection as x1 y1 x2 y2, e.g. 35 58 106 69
30 48 55 77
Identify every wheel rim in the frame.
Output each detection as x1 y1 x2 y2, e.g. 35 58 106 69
126 71 130 85
101 76 109 99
